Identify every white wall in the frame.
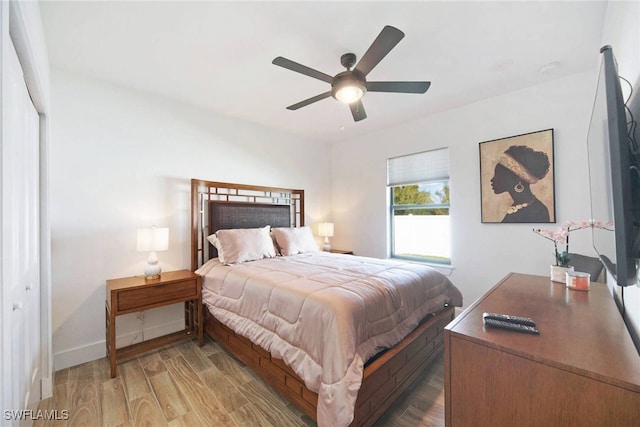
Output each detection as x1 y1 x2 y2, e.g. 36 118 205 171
330 71 598 307
49 70 331 369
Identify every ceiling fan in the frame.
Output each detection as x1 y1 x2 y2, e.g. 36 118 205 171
272 25 430 122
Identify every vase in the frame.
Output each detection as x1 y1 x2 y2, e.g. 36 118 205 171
550 265 574 283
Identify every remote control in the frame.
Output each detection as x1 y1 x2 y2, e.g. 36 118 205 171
483 317 540 335
483 312 536 327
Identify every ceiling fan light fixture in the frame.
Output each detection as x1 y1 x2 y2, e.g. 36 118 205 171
335 84 364 104
332 72 366 104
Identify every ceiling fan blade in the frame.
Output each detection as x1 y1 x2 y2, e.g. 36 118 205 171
354 26 405 77
286 91 332 110
273 57 334 84
366 81 431 93
349 99 367 122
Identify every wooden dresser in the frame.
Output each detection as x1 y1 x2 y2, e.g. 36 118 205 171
444 272 640 426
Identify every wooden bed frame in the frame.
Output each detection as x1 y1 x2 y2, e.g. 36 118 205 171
190 179 454 426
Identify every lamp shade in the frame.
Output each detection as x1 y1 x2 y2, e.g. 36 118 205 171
137 226 169 252
318 222 334 238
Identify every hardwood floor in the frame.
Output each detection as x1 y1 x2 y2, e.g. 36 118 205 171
36 337 445 427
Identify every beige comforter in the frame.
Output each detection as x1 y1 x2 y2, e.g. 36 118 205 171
196 252 462 427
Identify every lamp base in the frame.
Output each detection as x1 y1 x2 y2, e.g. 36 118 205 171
322 237 331 252
144 253 161 280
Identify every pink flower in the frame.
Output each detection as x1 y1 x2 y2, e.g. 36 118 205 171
533 219 614 266
533 227 567 244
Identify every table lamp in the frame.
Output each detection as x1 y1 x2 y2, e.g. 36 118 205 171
318 222 334 252
137 226 169 280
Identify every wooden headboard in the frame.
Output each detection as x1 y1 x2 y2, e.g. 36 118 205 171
190 179 304 270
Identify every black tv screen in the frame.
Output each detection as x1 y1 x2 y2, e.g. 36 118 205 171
587 45 640 287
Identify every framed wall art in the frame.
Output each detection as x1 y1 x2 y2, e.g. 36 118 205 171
479 129 555 223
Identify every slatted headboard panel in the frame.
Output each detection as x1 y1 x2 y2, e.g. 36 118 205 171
207 202 291 259
190 179 304 270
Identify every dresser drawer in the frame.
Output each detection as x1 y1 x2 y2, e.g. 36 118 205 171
117 279 198 312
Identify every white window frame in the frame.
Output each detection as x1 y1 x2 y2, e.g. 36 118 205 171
387 148 451 265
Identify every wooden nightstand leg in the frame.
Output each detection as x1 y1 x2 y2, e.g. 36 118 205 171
106 302 116 378
198 301 203 346
105 303 109 359
184 299 204 347
184 301 193 335
184 298 204 347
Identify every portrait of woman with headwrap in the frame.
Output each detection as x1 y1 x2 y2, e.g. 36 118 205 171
480 129 555 223
492 145 550 222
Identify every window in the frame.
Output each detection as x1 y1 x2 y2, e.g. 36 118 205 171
387 148 450 264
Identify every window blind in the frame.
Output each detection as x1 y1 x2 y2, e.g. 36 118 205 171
387 148 449 186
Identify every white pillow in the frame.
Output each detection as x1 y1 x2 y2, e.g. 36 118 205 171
206 233 226 262
208 226 276 265
271 226 319 256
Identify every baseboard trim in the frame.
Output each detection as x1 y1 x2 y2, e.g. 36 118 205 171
40 376 53 400
53 319 185 371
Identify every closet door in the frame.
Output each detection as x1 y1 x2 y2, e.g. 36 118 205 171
1 35 41 415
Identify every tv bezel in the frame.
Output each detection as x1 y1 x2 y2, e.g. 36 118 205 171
588 45 638 287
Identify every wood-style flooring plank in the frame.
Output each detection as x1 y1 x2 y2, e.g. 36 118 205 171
149 371 190 421
167 410 205 427
164 355 235 426
129 394 167 427
67 382 98 408
199 338 223 357
175 340 213 372
139 351 167 377
199 366 248 413
240 376 290 409
242 395 306 427
32 396 66 427
100 377 129 427
229 401 303 427
67 399 101 427
119 359 151 401
156 345 182 361
54 367 70 385
33 382 69 427
207 351 254 388
68 360 97 385
92 356 113 385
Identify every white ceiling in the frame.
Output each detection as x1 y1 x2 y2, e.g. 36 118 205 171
38 1 608 143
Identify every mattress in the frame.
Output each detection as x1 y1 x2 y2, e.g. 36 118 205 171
196 251 462 426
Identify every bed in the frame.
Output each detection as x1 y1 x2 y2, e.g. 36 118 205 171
190 179 462 427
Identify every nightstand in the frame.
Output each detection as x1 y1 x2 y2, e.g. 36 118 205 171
105 270 202 378
329 249 354 255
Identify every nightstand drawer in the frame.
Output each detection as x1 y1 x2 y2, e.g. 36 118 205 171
117 279 198 312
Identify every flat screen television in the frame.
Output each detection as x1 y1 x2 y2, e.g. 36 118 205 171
587 45 640 287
